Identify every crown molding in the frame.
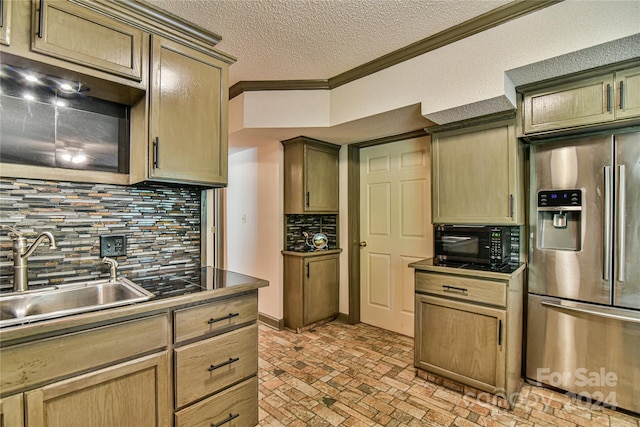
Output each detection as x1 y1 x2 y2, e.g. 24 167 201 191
229 0 561 99
229 80 330 99
354 129 428 148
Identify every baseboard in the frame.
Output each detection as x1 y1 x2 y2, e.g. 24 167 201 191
336 312 350 323
258 312 283 330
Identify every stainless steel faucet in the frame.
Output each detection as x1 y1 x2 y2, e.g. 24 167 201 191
1 225 58 292
102 257 118 282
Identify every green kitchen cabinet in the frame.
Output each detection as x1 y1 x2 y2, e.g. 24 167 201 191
522 64 640 135
430 118 524 225
283 137 340 214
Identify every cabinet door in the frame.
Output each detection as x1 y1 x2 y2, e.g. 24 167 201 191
304 255 339 325
432 121 521 224
415 294 505 392
32 0 144 81
0 394 23 427
0 0 11 46
25 352 170 427
305 144 339 212
616 66 640 120
523 73 615 134
149 35 229 185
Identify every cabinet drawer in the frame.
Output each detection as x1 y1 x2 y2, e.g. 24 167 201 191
175 376 258 427
174 293 257 343
415 272 506 307
174 324 258 408
0 314 168 395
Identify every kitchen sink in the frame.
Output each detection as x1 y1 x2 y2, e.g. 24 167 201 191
0 278 154 328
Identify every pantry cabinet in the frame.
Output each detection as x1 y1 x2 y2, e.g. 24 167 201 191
149 35 229 185
521 63 640 135
283 251 340 332
411 261 525 405
430 118 524 225
283 137 340 214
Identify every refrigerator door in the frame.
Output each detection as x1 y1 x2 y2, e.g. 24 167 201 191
614 131 640 309
529 135 613 305
526 294 640 413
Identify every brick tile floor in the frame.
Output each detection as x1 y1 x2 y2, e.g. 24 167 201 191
257 320 640 427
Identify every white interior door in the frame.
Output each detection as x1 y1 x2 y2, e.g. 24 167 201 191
360 137 432 337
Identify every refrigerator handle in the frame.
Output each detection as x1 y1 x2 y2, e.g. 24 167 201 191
541 299 640 324
603 166 612 281
618 165 626 282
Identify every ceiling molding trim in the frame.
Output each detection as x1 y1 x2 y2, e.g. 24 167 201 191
229 0 561 99
354 129 428 148
229 80 330 99
103 0 222 45
330 0 561 89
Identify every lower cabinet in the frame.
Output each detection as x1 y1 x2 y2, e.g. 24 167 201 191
172 292 259 426
0 290 262 427
0 314 171 427
283 252 340 332
24 352 170 427
0 394 23 427
175 377 258 427
415 295 506 390
413 266 524 404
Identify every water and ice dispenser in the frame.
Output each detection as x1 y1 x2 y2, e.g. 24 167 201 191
536 189 582 251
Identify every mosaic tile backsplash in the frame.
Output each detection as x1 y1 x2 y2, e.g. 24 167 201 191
285 214 338 252
0 178 201 292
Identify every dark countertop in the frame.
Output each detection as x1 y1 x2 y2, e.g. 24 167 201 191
409 257 526 280
282 248 342 257
129 266 267 300
0 267 268 342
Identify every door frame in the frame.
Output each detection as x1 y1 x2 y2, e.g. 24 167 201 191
346 129 428 324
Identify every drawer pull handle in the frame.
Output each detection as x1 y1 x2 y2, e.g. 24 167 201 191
208 312 240 324
208 357 240 372
211 413 239 427
443 285 467 294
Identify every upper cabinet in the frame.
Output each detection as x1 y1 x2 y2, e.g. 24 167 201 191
148 36 228 185
430 117 524 225
283 137 340 214
521 63 640 137
0 0 234 187
616 65 640 120
32 0 144 81
0 0 11 46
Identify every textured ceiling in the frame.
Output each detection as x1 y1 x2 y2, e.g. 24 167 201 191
145 0 512 86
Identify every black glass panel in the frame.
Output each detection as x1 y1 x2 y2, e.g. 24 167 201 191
0 64 129 173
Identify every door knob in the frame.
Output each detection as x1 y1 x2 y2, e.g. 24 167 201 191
359 241 367 247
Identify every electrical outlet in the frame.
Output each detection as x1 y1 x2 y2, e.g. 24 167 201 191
100 235 127 257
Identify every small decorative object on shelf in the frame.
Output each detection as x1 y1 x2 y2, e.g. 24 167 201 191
303 232 328 250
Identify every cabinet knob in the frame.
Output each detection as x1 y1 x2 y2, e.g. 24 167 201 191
359 241 367 247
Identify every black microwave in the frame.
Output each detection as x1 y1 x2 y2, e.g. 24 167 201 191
434 225 513 266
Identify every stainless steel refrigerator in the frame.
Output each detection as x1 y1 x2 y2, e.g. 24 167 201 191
527 130 640 413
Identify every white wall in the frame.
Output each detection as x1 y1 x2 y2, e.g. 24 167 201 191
226 143 283 320
226 0 640 322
